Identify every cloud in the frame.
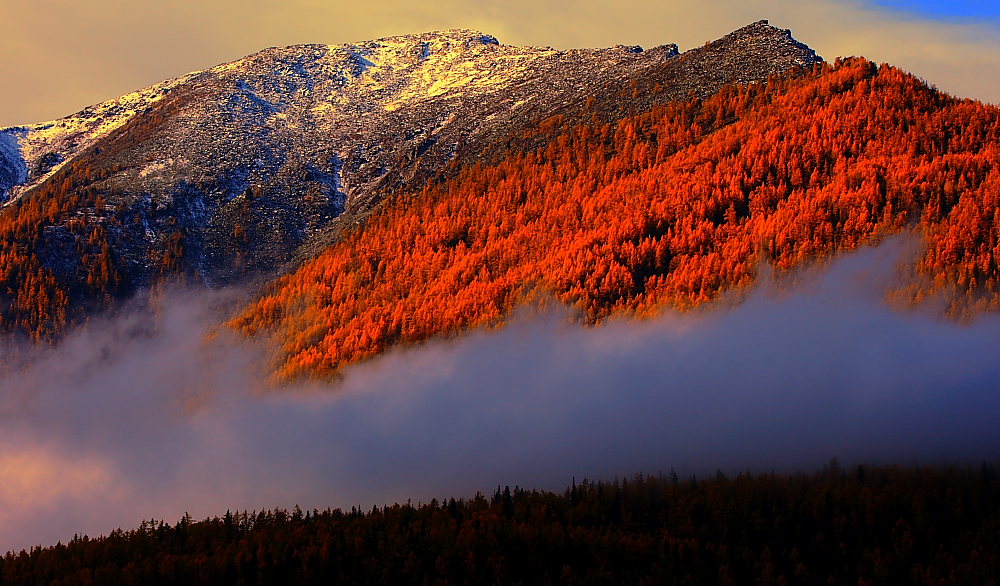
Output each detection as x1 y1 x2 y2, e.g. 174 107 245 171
2 0 999 127
0 447 118 517
0 238 999 553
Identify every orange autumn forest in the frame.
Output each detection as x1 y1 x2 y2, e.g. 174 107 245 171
228 59 1000 380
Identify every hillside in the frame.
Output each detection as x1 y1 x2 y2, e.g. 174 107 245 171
231 58 1000 380
2 21 999 381
2 463 998 585
0 22 820 341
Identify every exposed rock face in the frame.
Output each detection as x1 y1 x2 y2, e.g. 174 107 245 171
0 21 821 292
0 131 28 202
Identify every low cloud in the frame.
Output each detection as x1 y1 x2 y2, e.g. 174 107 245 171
1 239 999 553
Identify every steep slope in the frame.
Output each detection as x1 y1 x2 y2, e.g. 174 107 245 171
0 22 820 340
231 59 1000 380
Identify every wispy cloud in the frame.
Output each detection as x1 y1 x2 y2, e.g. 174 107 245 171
1 239 999 553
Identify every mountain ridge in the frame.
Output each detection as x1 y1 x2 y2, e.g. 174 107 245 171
0 20 824 341
0 20 818 212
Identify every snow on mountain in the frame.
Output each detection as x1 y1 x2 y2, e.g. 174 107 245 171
0 129 28 202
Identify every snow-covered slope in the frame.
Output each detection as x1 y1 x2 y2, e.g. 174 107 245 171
0 130 28 201
2 74 198 203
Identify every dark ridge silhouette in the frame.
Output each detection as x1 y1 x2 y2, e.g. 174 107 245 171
2 463 997 585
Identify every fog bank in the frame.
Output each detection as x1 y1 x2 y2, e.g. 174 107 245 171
1 240 999 552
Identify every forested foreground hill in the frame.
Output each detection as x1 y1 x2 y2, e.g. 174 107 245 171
232 58 1000 380
3 463 998 585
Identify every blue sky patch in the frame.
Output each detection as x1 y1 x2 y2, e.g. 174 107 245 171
872 0 1000 21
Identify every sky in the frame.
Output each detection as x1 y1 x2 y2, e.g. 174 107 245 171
2 0 1000 126
873 0 1000 19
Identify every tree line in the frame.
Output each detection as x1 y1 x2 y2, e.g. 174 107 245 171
2 462 997 585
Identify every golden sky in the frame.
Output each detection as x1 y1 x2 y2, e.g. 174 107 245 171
2 0 999 126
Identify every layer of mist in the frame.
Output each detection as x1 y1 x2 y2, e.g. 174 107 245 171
1 239 999 553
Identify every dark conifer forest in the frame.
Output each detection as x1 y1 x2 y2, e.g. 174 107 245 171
2 463 998 585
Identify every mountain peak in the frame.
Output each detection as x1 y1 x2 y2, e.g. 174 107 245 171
372 29 501 47
727 18 788 38
720 19 822 64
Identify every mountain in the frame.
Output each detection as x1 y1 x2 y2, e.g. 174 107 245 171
0 21 819 341
3 21 1000 382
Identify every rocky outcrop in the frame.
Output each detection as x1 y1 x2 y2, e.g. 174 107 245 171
0 130 28 202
